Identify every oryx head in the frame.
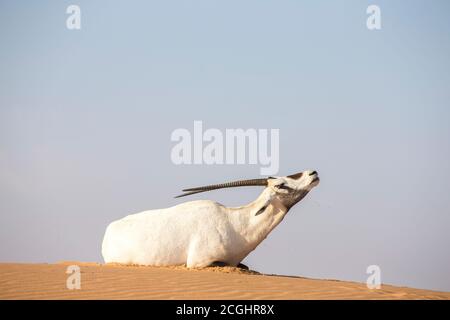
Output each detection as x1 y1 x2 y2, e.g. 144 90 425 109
176 170 319 210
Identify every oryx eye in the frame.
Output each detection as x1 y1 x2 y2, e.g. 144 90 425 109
276 183 291 190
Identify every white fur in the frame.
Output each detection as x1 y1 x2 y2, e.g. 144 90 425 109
102 170 319 267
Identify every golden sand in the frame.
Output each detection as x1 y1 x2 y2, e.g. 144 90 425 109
0 262 449 300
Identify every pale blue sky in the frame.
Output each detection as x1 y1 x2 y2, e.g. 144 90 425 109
1 1 450 291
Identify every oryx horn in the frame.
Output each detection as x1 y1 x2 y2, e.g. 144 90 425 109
175 178 268 198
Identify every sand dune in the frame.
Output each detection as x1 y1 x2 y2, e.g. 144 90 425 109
0 262 449 300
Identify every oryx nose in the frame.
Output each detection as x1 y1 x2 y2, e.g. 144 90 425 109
309 171 317 176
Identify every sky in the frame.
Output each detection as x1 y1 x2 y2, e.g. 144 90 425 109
1 0 449 292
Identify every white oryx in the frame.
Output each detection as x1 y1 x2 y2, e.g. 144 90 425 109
102 170 320 268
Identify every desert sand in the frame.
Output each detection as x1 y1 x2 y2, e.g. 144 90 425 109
0 262 449 300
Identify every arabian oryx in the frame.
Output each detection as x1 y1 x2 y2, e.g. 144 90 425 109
102 170 320 268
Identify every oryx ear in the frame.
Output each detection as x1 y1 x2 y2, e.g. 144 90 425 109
255 204 269 216
254 192 274 216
